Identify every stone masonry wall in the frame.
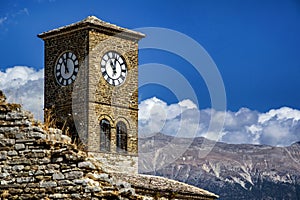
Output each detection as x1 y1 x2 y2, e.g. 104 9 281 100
86 30 139 173
0 91 142 200
0 90 218 199
42 26 139 174
43 29 89 141
89 152 138 174
87 30 139 154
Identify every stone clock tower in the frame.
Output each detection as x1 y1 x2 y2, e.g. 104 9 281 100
38 16 145 173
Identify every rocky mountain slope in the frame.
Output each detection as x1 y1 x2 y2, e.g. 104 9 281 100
139 133 300 200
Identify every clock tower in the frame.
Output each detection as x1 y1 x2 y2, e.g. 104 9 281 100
38 16 145 173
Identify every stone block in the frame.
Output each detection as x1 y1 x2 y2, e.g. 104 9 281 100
71 193 81 199
73 178 88 186
52 172 65 180
78 161 96 169
52 156 64 163
64 171 84 180
7 150 18 156
47 163 60 169
27 132 46 139
32 126 46 133
40 181 57 188
49 193 70 199
15 139 35 143
33 170 44 176
28 152 45 158
2 127 19 138
16 177 34 183
0 180 8 185
86 172 111 183
36 175 52 181
57 180 75 186
26 183 39 188
0 172 10 178
0 151 7 160
9 188 23 194
12 165 24 171
61 134 72 143
44 169 55 175
15 143 25 150
85 186 102 193
15 133 26 139
6 111 24 120
38 157 51 164
0 139 15 147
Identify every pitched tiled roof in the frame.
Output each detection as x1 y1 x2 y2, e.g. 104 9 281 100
113 172 219 199
38 16 145 40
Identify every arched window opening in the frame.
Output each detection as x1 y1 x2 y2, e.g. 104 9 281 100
100 119 111 152
116 121 127 152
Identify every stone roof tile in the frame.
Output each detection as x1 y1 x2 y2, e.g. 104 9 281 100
113 172 219 199
38 16 145 40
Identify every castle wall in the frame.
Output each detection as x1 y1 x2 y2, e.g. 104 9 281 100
0 93 140 199
0 91 218 199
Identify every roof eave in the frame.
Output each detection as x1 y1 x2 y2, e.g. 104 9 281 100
38 22 145 41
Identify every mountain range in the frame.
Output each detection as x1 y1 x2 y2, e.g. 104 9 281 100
139 133 300 200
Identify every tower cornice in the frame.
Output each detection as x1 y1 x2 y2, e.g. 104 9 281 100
38 16 145 41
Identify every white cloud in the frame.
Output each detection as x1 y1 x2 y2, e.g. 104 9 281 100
0 17 7 25
258 107 300 123
138 97 200 138
0 66 43 88
14 8 29 16
0 7 29 30
0 66 44 121
1 66 300 147
139 98 300 146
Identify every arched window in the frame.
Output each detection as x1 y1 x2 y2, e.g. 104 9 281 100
100 119 111 152
116 121 127 152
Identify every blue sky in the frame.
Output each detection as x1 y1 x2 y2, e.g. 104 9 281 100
1 0 300 146
1 0 300 112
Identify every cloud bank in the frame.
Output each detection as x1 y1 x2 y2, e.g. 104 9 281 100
139 97 300 147
1 66 300 146
0 66 44 121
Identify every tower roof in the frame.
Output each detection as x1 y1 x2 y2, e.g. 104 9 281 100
38 16 145 41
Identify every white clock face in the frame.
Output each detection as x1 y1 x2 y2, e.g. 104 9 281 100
55 52 79 86
101 51 127 86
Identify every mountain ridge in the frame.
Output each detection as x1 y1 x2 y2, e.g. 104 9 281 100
139 133 300 200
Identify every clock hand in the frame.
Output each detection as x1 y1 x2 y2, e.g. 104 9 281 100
114 57 117 66
110 60 117 75
63 58 67 74
64 58 69 74
113 58 118 74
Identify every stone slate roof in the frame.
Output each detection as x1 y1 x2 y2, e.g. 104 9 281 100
38 16 145 40
113 172 219 200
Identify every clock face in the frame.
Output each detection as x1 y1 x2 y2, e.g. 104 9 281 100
101 51 127 86
55 52 79 86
